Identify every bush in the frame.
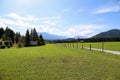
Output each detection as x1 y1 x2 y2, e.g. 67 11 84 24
17 42 24 48
0 41 5 49
10 43 13 47
7 45 10 48
0 41 2 45
0 45 5 49
4 41 12 47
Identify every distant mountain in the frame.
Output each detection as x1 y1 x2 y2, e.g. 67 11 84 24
62 38 76 41
91 29 120 38
74 35 87 39
38 32 67 40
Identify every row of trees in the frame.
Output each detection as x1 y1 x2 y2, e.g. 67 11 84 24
50 37 120 43
0 27 45 48
0 27 15 43
78 38 120 42
25 28 45 47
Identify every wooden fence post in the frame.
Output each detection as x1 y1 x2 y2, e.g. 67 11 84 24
65 43 66 47
102 42 104 52
73 43 74 48
82 43 83 49
90 44 91 51
76 42 78 48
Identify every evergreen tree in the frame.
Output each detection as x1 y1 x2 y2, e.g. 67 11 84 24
1 34 7 41
29 28 38 41
0 27 45 47
0 28 4 38
19 36 25 45
33 28 38 41
5 27 15 43
15 32 21 44
25 29 30 46
30 29 33 41
39 34 45 45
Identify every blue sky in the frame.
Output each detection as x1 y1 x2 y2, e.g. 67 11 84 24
0 0 120 37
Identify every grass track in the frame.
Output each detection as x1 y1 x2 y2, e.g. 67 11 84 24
0 44 120 80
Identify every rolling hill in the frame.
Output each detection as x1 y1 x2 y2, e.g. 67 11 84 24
92 29 120 38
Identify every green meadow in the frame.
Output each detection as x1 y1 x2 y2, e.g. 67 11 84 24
0 44 120 80
81 42 120 51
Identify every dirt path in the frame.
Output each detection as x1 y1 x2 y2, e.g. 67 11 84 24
85 47 120 55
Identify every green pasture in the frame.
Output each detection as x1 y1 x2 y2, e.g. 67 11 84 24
81 42 120 51
0 44 120 80
63 42 120 51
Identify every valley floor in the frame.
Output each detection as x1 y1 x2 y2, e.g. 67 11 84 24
0 44 120 80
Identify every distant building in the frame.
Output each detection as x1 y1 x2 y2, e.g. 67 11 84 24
80 40 84 43
29 41 38 46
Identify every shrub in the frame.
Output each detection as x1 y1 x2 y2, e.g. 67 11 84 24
0 45 5 49
0 41 5 49
0 41 2 45
7 45 10 48
10 42 13 47
17 42 24 48
4 41 11 48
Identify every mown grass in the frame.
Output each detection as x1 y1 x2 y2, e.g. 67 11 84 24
0 44 120 80
80 42 120 51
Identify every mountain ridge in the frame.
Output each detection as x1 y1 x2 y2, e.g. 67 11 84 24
38 29 120 40
91 29 120 38
38 32 68 40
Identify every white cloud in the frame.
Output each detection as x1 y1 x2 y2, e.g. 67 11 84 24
0 13 104 38
93 6 120 14
6 13 62 27
6 13 38 21
63 25 104 37
0 13 62 35
41 20 59 26
40 16 61 20
40 16 61 26
0 22 6 29
0 17 38 34
4 12 62 27
0 18 31 28
0 15 104 37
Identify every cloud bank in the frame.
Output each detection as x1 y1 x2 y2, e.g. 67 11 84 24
0 13 104 38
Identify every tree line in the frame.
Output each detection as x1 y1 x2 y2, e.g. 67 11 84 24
0 27 45 48
50 37 120 43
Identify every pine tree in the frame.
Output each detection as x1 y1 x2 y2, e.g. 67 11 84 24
5 27 15 43
33 28 38 41
39 34 45 45
15 32 21 44
30 29 33 41
25 29 30 46
0 28 4 39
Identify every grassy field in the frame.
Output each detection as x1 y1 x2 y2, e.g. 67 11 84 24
65 42 120 51
0 44 120 80
81 42 120 51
